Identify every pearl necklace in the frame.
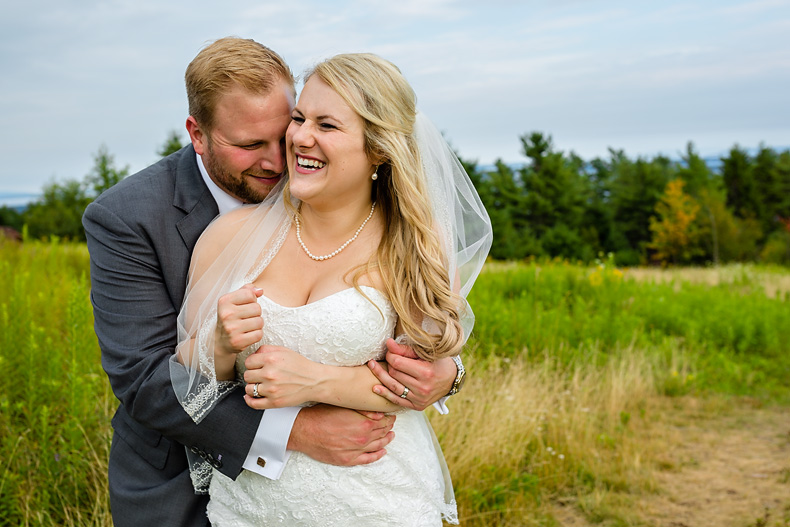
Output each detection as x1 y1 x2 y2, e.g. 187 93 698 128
295 202 376 261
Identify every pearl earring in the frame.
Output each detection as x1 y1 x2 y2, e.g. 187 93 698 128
371 171 378 181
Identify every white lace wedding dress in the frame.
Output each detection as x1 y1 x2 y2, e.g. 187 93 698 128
206 286 458 526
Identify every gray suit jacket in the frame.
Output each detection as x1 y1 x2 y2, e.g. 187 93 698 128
83 145 263 526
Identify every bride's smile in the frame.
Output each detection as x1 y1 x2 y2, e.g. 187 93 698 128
286 76 378 209
295 155 326 171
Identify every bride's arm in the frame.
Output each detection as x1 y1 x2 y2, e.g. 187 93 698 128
240 307 455 413
241 345 402 413
240 308 460 413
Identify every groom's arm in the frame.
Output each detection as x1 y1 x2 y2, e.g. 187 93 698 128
83 199 262 480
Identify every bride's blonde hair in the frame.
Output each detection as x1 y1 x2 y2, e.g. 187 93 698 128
285 53 464 360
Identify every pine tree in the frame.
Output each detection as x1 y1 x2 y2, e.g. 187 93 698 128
722 146 760 221
158 131 185 158
86 145 130 197
518 132 592 260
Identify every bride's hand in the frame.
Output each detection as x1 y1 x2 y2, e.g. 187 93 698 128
242 345 324 408
215 284 265 356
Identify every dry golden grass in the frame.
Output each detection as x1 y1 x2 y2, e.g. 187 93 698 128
624 264 790 299
430 346 677 526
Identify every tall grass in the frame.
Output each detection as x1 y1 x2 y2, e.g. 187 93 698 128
0 238 112 526
433 350 663 525
468 259 790 400
2 240 788 525
430 259 790 524
625 264 790 300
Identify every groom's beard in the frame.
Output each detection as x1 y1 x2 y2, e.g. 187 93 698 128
203 144 281 204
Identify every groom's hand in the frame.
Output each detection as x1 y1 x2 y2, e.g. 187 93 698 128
287 404 396 466
368 338 456 411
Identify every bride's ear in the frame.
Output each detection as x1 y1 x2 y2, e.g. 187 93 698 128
368 147 387 167
371 158 389 174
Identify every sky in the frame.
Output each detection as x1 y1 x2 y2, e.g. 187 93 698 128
1 0 789 200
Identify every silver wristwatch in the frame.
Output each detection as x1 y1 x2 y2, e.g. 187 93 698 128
447 355 466 396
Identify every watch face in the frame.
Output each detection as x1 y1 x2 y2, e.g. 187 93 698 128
456 371 466 391
448 356 465 395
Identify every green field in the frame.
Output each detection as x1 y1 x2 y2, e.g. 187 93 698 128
2 239 788 526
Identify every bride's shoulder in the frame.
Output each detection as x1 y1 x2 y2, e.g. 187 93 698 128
201 204 268 241
214 203 261 227
191 203 272 266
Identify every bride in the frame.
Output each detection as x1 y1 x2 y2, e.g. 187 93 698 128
172 53 491 526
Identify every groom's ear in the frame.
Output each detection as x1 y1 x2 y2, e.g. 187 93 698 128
186 116 207 155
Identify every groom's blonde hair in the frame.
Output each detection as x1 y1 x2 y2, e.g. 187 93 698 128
185 37 294 131
287 53 464 361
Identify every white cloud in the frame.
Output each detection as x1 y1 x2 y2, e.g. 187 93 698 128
720 0 790 16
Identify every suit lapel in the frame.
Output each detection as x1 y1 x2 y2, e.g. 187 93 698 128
174 145 219 251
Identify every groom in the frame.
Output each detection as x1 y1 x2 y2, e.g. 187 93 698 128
83 37 460 527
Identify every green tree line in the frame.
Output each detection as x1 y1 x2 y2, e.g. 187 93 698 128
2 130 790 266
462 133 790 265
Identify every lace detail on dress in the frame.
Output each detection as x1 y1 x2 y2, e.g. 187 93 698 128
235 287 396 369
209 286 458 526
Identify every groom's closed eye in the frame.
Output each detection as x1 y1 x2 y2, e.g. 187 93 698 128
238 142 265 150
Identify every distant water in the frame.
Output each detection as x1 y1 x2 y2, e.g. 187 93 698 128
478 155 724 174
0 193 40 211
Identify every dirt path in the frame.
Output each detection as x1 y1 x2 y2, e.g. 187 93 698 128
643 402 790 527
553 400 790 527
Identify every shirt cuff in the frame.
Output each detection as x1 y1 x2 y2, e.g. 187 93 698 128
242 406 301 480
432 396 450 415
